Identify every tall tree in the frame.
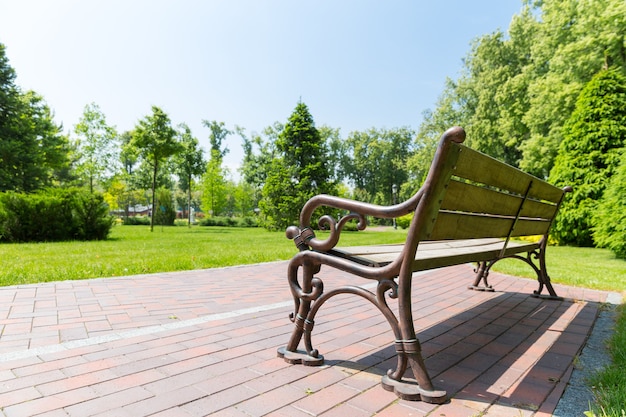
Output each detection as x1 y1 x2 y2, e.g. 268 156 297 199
593 151 626 259
0 43 70 191
201 149 229 217
260 102 334 230
343 127 415 204
521 0 626 177
202 120 231 159
73 103 118 193
129 106 180 231
174 123 205 226
549 69 626 246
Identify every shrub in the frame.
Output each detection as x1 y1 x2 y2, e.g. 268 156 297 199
123 216 151 226
0 188 114 242
72 192 115 240
199 216 259 227
396 213 413 229
154 187 176 226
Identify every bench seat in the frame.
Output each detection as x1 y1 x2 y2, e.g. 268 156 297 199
330 238 540 271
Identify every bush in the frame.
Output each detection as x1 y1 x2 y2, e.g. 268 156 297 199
396 213 413 229
199 216 259 227
123 216 151 226
154 187 176 226
0 188 114 242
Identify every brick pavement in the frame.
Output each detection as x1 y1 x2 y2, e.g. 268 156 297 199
0 262 617 416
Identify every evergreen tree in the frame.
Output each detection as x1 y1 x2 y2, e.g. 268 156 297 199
593 151 626 258
549 69 626 246
0 43 70 191
260 102 334 230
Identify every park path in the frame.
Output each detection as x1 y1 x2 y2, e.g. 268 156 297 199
0 261 619 416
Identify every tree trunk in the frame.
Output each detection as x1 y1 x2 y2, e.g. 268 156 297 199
150 161 158 232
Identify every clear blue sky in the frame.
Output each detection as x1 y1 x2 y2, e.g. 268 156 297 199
0 0 522 173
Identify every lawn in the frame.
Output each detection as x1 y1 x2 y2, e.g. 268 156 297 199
2 224 625 293
0 225 409 286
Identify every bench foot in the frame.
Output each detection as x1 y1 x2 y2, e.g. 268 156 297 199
277 347 324 366
468 284 494 292
381 374 447 403
531 292 563 301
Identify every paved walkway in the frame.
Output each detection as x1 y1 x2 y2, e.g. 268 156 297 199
0 262 618 416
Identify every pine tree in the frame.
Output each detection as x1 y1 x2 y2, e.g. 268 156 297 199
549 69 626 246
260 102 334 230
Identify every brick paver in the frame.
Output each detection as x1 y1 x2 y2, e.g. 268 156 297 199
0 261 618 416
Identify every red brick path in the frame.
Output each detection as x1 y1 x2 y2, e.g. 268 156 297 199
0 262 614 416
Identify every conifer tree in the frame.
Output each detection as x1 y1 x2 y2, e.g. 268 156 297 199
549 69 626 246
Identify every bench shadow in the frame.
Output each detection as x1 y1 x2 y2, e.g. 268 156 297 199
322 289 601 411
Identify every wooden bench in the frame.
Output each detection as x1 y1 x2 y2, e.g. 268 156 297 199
277 126 571 404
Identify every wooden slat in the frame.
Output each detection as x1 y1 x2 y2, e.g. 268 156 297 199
442 180 523 217
454 146 564 202
426 211 515 241
510 218 552 237
442 179 558 219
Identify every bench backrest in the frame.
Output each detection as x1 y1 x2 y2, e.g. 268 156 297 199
411 127 568 246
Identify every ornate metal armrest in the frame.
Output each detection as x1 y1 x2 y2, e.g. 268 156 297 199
286 192 421 252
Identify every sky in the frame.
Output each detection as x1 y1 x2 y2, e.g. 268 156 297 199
0 0 523 174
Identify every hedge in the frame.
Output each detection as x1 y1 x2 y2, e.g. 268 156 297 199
0 188 114 242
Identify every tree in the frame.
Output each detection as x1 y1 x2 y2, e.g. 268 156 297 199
202 120 231 159
416 0 626 179
521 0 626 177
73 103 118 193
201 149 229 217
343 127 415 205
174 123 205 226
549 69 626 246
128 106 180 231
593 152 626 258
260 102 334 230
0 43 70 191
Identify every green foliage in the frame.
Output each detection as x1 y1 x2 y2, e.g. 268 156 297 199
174 124 205 226
201 149 230 216
72 102 118 193
343 127 415 205
0 188 113 242
419 0 626 179
123 216 151 226
0 43 71 192
593 151 626 258
154 187 176 226
199 216 258 227
396 213 413 229
128 106 181 231
550 69 626 246
260 102 335 230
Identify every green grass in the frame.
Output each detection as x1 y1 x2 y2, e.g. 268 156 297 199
586 303 626 417
492 245 626 293
0 225 409 286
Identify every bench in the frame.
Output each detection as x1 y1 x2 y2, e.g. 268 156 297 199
277 126 571 404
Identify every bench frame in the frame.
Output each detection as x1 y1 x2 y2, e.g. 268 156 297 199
277 126 571 404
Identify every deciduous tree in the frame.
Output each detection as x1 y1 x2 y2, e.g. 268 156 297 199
129 106 180 231
73 103 118 193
